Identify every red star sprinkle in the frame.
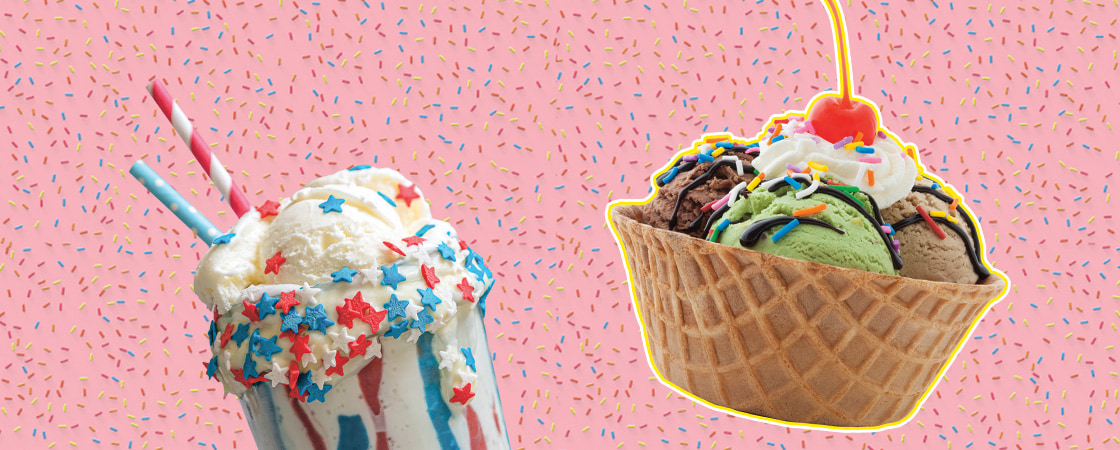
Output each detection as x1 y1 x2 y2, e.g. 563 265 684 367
349 334 372 358
241 299 261 322
256 200 281 218
265 251 286 275
459 240 469 251
450 383 475 405
289 334 312 364
457 278 476 303
421 264 440 288
276 290 300 314
395 183 420 206
325 355 349 377
402 235 426 247
365 308 389 334
288 364 302 399
336 292 370 328
383 241 405 256
219 324 235 348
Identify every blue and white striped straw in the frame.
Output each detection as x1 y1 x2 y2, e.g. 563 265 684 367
129 160 222 246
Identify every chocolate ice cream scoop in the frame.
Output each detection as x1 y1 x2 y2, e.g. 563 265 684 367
643 143 758 239
882 178 989 284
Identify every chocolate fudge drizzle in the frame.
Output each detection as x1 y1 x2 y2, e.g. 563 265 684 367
739 216 844 246
891 179 990 280
656 144 760 233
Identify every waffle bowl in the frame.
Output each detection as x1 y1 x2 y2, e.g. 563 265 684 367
609 204 1005 428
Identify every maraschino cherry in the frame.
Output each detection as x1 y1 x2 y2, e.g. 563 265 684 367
807 0 878 145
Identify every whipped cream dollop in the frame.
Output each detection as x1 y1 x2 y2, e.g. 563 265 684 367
194 167 493 402
751 117 918 207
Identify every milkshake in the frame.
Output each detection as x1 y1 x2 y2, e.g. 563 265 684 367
193 167 509 449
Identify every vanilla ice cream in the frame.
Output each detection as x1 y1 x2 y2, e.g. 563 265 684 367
194 166 509 449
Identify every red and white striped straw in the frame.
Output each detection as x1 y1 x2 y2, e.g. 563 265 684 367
147 80 251 217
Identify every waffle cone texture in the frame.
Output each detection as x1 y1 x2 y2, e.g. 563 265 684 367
609 204 1006 428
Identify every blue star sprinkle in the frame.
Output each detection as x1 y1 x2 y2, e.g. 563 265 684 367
330 266 358 283
385 320 409 339
248 329 263 354
212 233 236 245
280 309 303 334
380 263 406 289
412 309 434 330
303 304 335 333
461 347 476 372
305 382 333 403
243 358 260 378
231 323 251 347
253 334 283 361
318 195 346 213
206 355 218 379
383 294 409 321
207 320 218 345
417 287 442 311
257 292 278 319
436 242 457 261
464 248 492 281
297 372 314 396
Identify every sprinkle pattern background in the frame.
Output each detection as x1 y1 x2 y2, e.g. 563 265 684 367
1 0 1118 448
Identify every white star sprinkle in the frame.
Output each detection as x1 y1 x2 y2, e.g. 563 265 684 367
265 362 289 387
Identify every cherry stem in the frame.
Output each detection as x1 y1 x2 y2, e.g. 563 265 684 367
822 0 852 105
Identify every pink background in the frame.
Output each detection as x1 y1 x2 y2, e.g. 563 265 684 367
2 0 1117 448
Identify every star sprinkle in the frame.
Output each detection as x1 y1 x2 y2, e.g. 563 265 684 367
330 266 358 283
219 324 234 348
385 320 409 339
280 310 303 334
276 290 300 314
305 381 333 403
289 334 312 365
206 356 219 379
318 194 345 213
383 294 409 321
461 347 476 372
421 264 440 288
265 362 289 387
325 354 349 377
241 299 261 322
302 304 335 333
336 291 371 328
212 233 235 245
256 200 281 218
328 328 357 354
439 345 461 369
402 235 427 247
253 335 283 361
380 263 406 289
417 287 442 311
412 309 434 331
457 278 476 303
449 383 475 405
243 358 260 379
256 293 279 319
395 182 420 206
230 323 251 347
264 251 286 275
436 242 457 261
286 366 303 400
348 334 373 358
